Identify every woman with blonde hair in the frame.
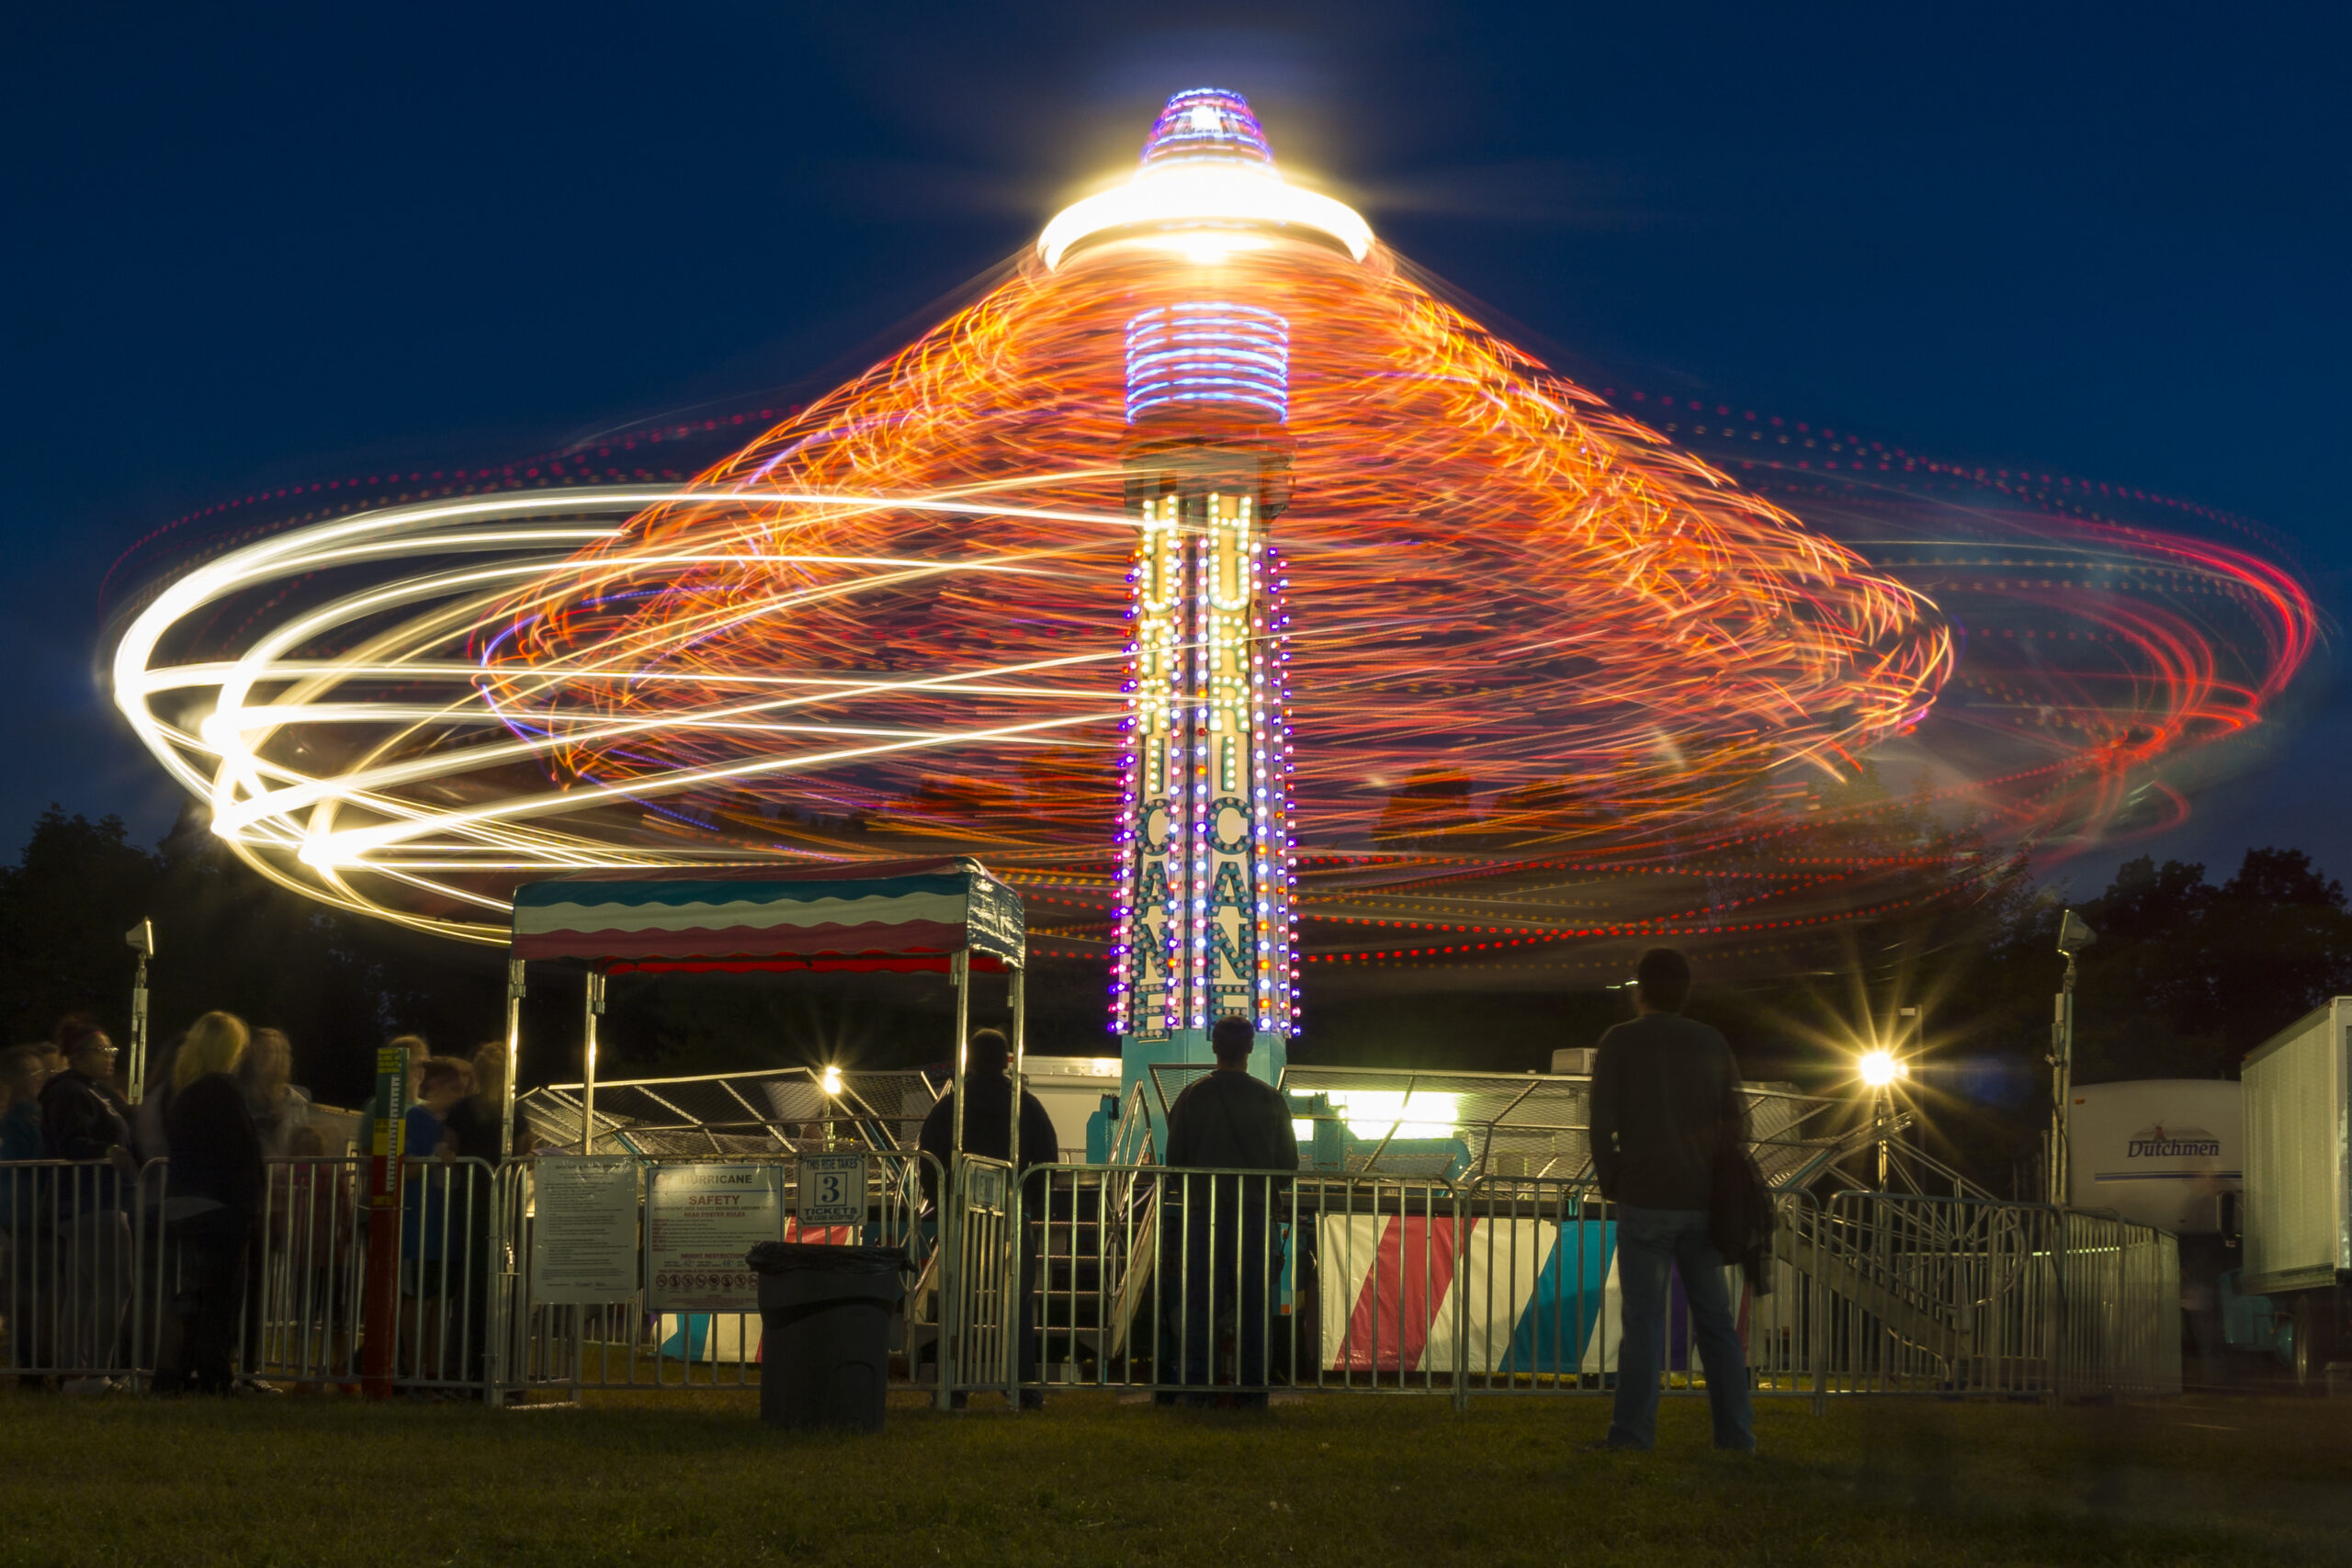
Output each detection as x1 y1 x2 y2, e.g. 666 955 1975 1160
237 1027 312 1158
173 1012 248 1089
161 1011 265 1393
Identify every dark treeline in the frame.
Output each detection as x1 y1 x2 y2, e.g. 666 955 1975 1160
0 806 517 1106
0 805 1091 1106
5 803 2349 1190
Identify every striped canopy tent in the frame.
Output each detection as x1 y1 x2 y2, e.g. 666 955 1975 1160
504 859 1029 1163
509 858 1026 974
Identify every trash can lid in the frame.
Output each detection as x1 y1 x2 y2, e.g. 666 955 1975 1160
746 1241 908 1275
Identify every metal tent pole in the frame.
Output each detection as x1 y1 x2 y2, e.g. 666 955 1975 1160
500 958 526 1158
940 948 969 1410
581 970 605 1155
1007 962 1025 1410
486 955 526 1407
950 949 970 1159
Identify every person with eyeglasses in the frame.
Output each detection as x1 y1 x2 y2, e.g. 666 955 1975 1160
39 1016 139 1393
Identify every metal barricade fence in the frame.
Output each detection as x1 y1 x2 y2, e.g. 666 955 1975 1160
1813 1190 2059 1400
939 1155 1013 1405
1 1159 160 1386
2111 1213 2184 1396
1019 1164 1463 1402
2 1156 2183 1405
240 1156 503 1397
385 1157 497 1392
2 1156 379 1393
1453 1177 1820 1405
248 1155 369 1389
1812 1191 2181 1402
1295 1169 1471 1397
1010 1173 2180 1407
502 1149 933 1399
2052 1208 2182 1400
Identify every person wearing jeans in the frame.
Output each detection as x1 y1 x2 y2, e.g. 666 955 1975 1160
1607 1206 1754 1450
1589 948 1755 1452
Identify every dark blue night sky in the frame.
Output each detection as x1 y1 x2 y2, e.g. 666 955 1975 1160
6 2 2344 893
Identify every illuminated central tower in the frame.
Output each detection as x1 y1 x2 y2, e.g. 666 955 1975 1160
1114 298 1296 1070
1040 86 1372 1104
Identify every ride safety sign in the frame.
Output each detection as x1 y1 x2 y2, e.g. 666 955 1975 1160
646 1164 783 1313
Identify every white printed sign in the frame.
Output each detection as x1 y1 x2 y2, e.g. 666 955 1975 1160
529 1156 639 1303
797 1153 867 1227
647 1164 784 1313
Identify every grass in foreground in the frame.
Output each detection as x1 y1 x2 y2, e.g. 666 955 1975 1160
2 1387 2347 1566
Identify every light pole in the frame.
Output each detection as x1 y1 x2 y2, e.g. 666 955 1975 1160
2050 909 2098 1208
123 919 154 1103
1858 1043 1907 1189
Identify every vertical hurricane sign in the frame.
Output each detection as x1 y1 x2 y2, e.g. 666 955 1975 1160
1106 89 1303 1084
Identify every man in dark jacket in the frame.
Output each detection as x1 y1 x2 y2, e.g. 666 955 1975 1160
40 1022 136 1188
918 1029 1057 1406
1588 948 1753 1452
917 1029 1059 1200
1159 1015 1299 1408
39 1021 138 1391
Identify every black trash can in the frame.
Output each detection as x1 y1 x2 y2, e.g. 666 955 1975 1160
747 1242 907 1433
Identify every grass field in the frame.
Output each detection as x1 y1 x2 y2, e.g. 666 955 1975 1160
2 1387 2346 1566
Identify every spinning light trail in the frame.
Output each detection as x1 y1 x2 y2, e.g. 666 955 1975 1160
107 89 2318 998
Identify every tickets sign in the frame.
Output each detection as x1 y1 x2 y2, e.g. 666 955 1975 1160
797 1153 867 1227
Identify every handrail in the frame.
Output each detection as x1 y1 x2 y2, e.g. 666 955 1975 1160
1107 1078 1157 1168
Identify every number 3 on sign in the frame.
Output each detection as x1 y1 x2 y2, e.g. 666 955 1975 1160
799 1153 866 1227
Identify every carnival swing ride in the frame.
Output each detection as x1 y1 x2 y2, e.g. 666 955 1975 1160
107 89 2317 1051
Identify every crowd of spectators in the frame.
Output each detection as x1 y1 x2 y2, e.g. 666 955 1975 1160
0 1010 503 1398
3 947 1755 1435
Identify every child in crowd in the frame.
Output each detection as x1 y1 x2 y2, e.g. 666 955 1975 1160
401 1057 475 1382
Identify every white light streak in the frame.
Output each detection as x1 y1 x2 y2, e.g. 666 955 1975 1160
108 484 1145 943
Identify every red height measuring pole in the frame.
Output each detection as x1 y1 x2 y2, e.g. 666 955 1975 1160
359 1043 409 1400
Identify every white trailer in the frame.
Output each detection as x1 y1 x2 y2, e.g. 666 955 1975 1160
2067 1079 2240 1235
2240 998 2352 1383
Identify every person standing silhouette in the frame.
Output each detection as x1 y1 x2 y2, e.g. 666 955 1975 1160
1587 948 1754 1452
1159 1015 1298 1409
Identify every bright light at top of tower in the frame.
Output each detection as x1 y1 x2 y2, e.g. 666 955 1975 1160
1037 87 1373 271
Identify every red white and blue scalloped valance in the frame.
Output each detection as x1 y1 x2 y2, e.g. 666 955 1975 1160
509 859 1024 973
